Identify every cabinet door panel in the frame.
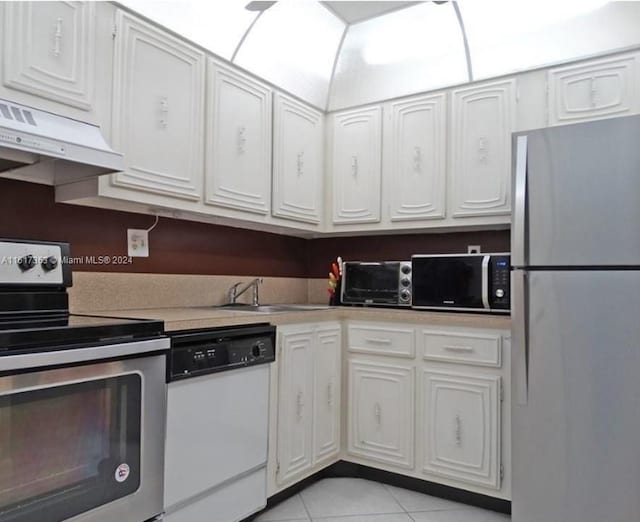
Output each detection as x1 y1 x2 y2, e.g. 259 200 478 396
111 11 205 200
422 370 501 489
548 55 639 125
273 93 323 224
388 93 446 221
277 330 314 485
206 62 271 214
348 360 413 469
450 80 515 217
332 107 382 224
313 327 341 466
3 1 95 110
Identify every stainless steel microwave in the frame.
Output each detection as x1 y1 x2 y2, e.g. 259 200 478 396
341 261 412 306
411 254 510 313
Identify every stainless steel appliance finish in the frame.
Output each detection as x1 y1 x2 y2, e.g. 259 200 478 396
341 261 412 306
511 115 640 522
0 238 169 522
0 98 123 184
411 253 510 313
0 344 168 522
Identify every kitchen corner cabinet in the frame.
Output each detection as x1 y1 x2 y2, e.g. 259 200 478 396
1 1 95 111
275 323 341 488
330 106 382 224
272 93 324 225
422 370 501 490
205 60 272 215
348 359 414 469
547 53 640 126
385 93 446 222
449 79 516 218
110 11 205 200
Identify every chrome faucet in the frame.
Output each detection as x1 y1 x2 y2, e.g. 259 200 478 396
228 278 263 306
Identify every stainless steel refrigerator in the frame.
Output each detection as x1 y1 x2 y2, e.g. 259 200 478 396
511 115 640 522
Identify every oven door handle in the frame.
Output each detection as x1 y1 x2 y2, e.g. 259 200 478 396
481 255 490 310
0 338 169 373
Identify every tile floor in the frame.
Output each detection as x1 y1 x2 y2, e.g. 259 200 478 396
254 478 511 522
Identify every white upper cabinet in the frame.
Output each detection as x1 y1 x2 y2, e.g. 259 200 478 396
110 11 205 200
422 370 501 490
272 93 324 225
2 1 95 111
206 60 272 215
330 107 382 224
548 53 640 126
313 326 341 466
386 93 446 222
449 79 516 218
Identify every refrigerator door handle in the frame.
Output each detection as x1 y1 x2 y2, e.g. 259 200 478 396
512 269 528 404
513 135 528 267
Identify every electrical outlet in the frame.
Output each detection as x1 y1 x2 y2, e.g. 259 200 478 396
128 229 149 257
467 245 481 254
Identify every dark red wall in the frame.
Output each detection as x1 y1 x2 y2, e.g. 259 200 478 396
306 231 510 277
0 179 510 278
0 179 308 277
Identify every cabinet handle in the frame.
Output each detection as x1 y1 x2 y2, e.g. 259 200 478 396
365 337 392 345
413 146 422 173
478 137 488 165
159 97 169 128
296 152 304 176
443 345 474 353
53 17 63 57
590 77 598 107
296 391 304 420
327 381 333 407
351 155 358 177
455 414 462 447
237 126 247 154
374 402 382 425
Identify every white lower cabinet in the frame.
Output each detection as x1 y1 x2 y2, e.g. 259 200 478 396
276 328 315 484
421 370 501 490
347 359 414 469
274 322 341 488
343 320 510 500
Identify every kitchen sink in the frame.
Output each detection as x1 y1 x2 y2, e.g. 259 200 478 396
217 303 331 313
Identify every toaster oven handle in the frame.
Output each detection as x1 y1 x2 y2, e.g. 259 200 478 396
481 255 490 310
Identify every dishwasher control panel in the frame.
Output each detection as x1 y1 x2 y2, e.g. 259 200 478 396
168 323 276 381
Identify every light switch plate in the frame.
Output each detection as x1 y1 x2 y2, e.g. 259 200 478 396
127 229 149 257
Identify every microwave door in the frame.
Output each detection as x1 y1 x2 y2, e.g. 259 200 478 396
412 257 485 310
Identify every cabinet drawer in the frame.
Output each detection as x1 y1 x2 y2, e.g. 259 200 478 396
421 330 501 367
348 324 415 358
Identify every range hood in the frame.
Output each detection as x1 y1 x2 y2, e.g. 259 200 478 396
0 98 123 185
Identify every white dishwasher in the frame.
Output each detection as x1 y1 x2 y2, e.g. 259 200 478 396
163 324 276 522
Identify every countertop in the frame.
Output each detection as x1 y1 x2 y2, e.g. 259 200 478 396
87 306 511 332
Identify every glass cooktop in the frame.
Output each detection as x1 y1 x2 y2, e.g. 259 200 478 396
0 314 165 353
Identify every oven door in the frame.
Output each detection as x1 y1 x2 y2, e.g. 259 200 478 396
341 263 400 305
0 339 167 522
412 255 488 311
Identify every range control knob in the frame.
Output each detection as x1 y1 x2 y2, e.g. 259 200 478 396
400 290 411 302
18 255 36 271
400 277 411 288
41 256 58 271
495 288 505 298
251 341 264 358
401 264 411 275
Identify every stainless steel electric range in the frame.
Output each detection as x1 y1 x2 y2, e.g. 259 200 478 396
0 239 169 522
